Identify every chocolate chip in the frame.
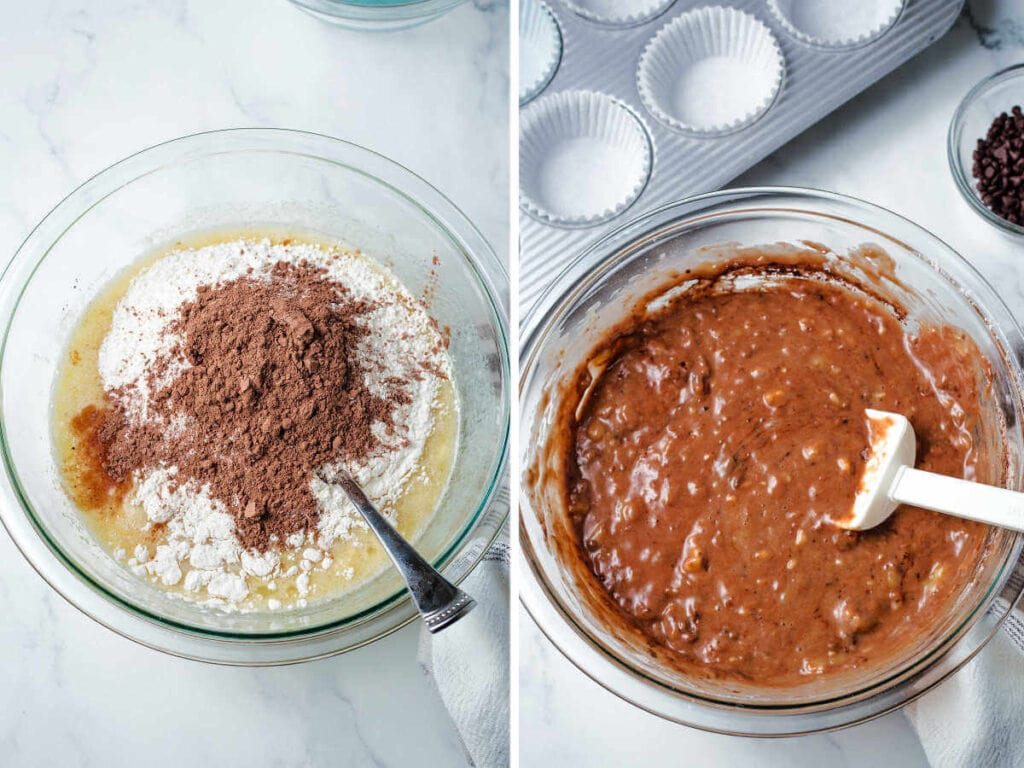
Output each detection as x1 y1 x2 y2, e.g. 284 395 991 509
972 105 1024 225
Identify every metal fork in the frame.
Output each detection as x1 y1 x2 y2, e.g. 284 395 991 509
325 468 475 633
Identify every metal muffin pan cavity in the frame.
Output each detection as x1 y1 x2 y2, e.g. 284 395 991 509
520 0 958 323
521 0 563 105
767 0 905 49
561 0 677 27
520 90 653 226
638 6 785 135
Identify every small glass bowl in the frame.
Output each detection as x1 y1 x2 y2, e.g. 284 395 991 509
948 63 1024 238
0 128 509 664
287 0 468 31
520 187 1024 735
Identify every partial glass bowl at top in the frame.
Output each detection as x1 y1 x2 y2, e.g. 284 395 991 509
520 187 1024 736
287 0 467 30
949 63 1024 238
0 128 509 664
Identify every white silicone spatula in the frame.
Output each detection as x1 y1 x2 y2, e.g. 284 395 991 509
837 409 1024 531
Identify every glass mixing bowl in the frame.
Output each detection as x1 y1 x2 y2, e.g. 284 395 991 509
0 128 509 664
520 187 1024 735
287 0 468 31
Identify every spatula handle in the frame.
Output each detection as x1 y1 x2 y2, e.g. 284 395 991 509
892 466 1024 532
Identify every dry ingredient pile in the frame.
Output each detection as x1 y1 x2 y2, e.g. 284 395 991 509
61 238 454 610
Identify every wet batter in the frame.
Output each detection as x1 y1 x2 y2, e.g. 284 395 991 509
567 263 993 684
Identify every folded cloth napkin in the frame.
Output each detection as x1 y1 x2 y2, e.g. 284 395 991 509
419 485 510 768
907 570 1024 768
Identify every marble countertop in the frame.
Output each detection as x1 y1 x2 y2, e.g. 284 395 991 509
519 2 1024 765
0 1 506 766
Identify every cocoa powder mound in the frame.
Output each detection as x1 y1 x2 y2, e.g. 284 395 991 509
98 260 410 551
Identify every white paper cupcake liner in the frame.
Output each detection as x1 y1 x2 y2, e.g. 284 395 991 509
638 6 785 136
520 90 652 227
520 0 562 105
562 0 676 28
767 0 904 49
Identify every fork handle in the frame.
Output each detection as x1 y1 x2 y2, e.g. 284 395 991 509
336 471 475 633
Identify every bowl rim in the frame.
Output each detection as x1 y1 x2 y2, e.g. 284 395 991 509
287 0 468 23
519 185 1024 735
948 62 1024 238
0 127 510 651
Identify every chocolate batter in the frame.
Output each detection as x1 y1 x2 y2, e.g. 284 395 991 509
566 261 994 685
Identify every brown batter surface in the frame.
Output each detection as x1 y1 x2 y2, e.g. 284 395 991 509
567 266 993 685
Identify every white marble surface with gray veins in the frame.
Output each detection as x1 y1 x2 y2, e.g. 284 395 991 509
520 1 1024 765
0 1 507 766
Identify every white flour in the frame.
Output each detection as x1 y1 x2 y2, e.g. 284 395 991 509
101 238 452 609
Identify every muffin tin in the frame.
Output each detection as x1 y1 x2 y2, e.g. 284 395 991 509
520 0 964 322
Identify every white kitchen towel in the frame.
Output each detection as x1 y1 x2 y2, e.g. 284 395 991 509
907 569 1024 768
419 486 510 768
